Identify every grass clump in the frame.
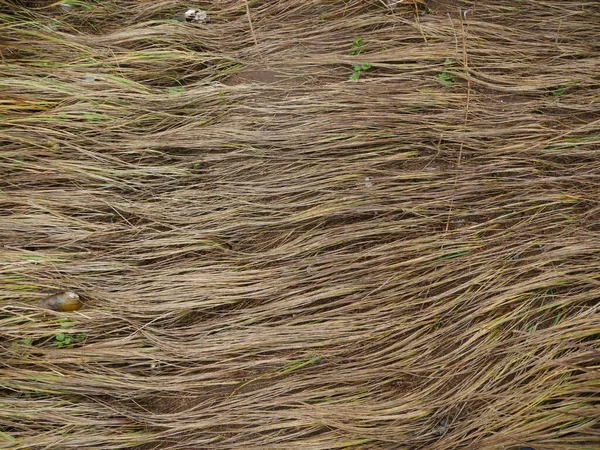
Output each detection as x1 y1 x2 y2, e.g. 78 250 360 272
0 1 599 449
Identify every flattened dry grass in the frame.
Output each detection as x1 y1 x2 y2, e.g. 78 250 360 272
1 0 599 449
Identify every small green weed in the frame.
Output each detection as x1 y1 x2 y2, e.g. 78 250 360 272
552 87 567 96
55 332 87 347
436 58 459 87
349 63 372 81
349 37 365 55
54 317 87 348
435 72 456 87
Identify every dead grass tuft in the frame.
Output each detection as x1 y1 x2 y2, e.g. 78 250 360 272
1 0 599 449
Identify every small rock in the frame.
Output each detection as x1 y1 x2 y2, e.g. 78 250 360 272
433 417 449 436
184 9 209 23
40 292 83 312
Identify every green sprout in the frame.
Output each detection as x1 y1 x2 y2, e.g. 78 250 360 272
349 37 366 55
349 63 372 81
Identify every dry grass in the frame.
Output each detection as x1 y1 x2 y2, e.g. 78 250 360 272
1 0 599 449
